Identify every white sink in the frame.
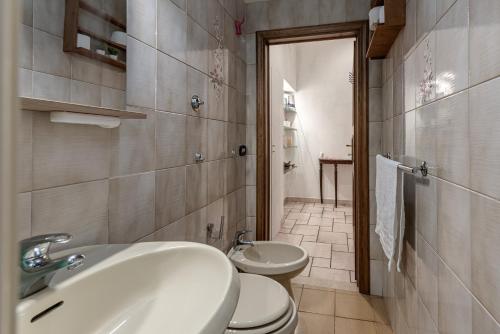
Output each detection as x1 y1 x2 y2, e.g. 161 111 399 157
228 241 308 295
17 242 240 334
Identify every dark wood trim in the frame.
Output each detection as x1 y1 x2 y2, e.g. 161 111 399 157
256 21 371 294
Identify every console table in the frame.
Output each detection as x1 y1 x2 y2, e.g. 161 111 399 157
319 158 353 207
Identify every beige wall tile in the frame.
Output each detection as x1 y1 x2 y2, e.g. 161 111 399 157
156 51 188 114
17 110 32 193
438 260 472 334
33 0 64 37
369 89 383 122
20 25 33 70
127 37 156 109
437 180 471 287
153 216 187 241
155 166 186 229
17 192 32 241
415 176 438 249
415 31 436 107
70 80 101 106
100 86 125 110
33 29 70 78
185 207 207 243
319 0 346 24
435 0 469 99
109 172 155 243
208 159 225 203
187 67 208 118
128 0 157 47
415 91 469 187
470 192 500 322
416 234 439 325
207 119 226 161
185 115 207 164
33 71 70 102
245 1 269 34
186 162 208 213
469 0 500 85
157 0 187 62
345 0 369 21
156 111 187 169
187 18 209 74
18 68 33 98
71 55 102 86
32 112 110 189
110 107 155 176
416 0 436 40
469 77 500 200
31 180 109 248
402 0 416 55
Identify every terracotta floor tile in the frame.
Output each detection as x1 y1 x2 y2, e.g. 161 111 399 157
310 267 351 282
298 288 335 315
301 241 332 258
292 286 303 305
312 257 331 268
335 317 377 334
295 312 335 334
274 233 302 246
291 225 319 236
302 235 317 242
331 251 355 270
332 223 354 234
317 231 348 245
332 243 349 252
335 292 375 321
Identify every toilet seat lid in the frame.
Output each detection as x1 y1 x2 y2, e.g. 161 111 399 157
229 274 290 329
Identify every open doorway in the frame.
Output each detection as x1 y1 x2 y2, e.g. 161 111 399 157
270 38 356 291
255 23 370 294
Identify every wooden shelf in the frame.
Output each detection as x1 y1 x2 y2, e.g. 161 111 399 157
74 47 126 70
79 1 126 30
78 26 126 51
20 97 147 119
64 0 126 70
366 0 406 59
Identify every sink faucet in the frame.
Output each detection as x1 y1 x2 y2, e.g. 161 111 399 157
233 230 254 249
19 233 85 298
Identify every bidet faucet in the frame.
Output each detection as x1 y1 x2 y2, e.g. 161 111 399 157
19 233 85 298
233 230 254 249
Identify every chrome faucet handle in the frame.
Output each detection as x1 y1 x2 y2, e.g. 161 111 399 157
235 229 251 240
20 233 72 272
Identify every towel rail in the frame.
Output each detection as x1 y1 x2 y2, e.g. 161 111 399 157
383 153 428 177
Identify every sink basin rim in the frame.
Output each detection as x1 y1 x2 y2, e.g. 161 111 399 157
16 241 241 334
229 241 309 276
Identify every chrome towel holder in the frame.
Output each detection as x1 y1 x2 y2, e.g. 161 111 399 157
383 153 428 177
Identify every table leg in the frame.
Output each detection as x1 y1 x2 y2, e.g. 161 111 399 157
320 163 323 204
334 163 338 208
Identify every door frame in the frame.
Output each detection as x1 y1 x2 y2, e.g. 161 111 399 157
255 21 371 294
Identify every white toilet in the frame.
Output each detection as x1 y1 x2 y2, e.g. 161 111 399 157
226 273 298 334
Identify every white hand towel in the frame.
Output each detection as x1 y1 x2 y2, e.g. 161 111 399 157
375 155 400 271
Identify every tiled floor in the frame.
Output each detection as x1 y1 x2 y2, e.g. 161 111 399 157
291 285 393 334
274 200 358 291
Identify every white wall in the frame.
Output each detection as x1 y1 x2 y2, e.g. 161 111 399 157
285 39 354 202
269 44 296 237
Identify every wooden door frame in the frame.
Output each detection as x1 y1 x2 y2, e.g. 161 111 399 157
255 21 371 294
